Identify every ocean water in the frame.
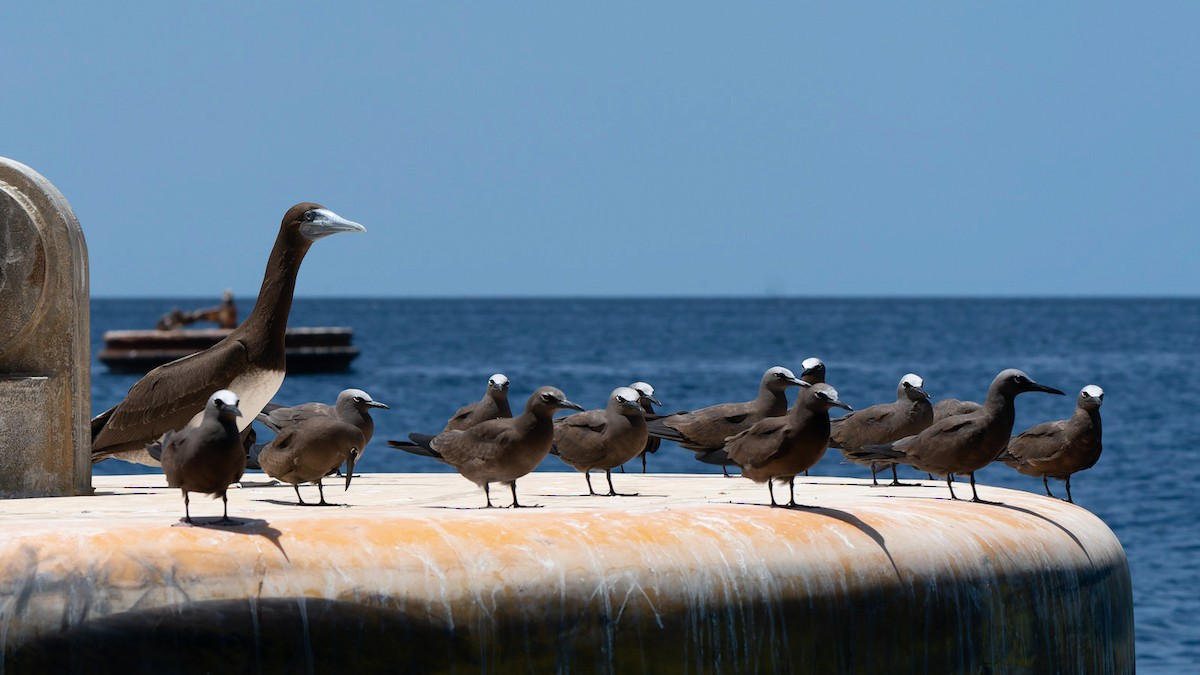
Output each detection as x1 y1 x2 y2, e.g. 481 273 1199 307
90 297 1199 670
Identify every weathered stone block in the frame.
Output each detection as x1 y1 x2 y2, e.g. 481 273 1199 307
0 157 89 497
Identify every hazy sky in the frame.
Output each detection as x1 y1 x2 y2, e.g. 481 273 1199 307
4 4 1197 297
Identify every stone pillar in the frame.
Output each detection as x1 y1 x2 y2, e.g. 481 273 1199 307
0 157 90 498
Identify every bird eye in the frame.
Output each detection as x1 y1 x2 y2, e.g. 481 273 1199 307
303 210 316 222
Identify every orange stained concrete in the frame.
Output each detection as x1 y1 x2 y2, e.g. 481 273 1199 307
0 472 1132 671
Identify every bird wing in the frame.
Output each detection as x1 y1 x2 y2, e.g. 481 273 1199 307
656 401 754 448
443 401 482 431
1005 421 1069 466
257 402 334 432
257 426 302 477
725 417 792 469
553 412 609 464
92 339 251 457
829 405 891 449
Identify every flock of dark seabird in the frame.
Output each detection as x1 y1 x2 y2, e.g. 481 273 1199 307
88 202 1106 523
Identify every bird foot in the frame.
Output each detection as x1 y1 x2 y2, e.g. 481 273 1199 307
970 497 1003 506
880 481 921 488
605 491 639 497
509 503 543 509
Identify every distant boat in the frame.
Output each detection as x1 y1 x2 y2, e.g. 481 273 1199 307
97 292 359 373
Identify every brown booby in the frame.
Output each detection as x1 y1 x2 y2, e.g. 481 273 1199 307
844 369 1065 503
256 416 366 505
628 381 661 473
830 373 933 486
91 203 366 464
551 387 648 495
392 386 583 507
716 383 851 507
155 390 246 524
253 388 387 473
998 385 1103 503
647 366 808 473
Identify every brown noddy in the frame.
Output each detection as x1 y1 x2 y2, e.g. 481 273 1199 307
551 387 648 496
830 373 933 486
711 383 851 507
386 374 512 453
154 390 246 524
647 366 809 474
253 388 387 474
998 385 1103 503
91 203 366 464
627 381 661 473
844 369 1065 503
256 416 366 505
392 386 584 507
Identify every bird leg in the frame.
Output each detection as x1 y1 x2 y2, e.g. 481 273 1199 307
1043 475 1055 498
317 479 329 506
1065 476 1074 504
721 465 731 478
216 493 236 525
945 473 958 500
584 471 598 496
788 476 798 506
182 489 193 524
887 464 918 487
767 480 780 507
293 484 307 505
619 464 626 474
641 452 648 474
508 480 539 508
482 483 495 508
870 463 880 487
968 472 1001 505
605 469 637 497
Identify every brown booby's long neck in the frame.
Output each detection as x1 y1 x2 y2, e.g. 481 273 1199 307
238 235 309 363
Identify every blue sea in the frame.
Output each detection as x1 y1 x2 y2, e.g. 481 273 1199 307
90 297 1199 671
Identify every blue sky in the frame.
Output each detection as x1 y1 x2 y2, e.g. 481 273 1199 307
4 4 1197 297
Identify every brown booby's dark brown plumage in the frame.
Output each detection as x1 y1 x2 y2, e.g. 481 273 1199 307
256 416 366 505
551 387 648 495
830 373 933 486
717 383 851 507
392 386 583 507
998 385 1103 503
91 203 365 465
647 366 808 473
156 390 246 524
844 369 1065 503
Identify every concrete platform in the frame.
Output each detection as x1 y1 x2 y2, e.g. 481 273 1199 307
0 472 1133 673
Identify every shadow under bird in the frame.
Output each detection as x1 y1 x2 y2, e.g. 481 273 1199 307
647 366 809 474
551 387 649 496
392 386 583 507
706 383 851 507
830 373 933 486
91 203 366 465
251 388 387 473
150 390 246 524
255 416 366 505
844 369 1065 503
998 385 1104 503
626 381 661 473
